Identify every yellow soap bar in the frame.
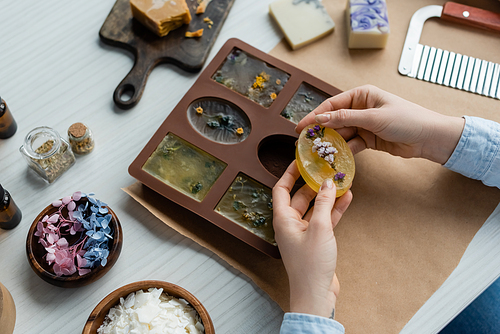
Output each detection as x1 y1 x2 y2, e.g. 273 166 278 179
346 0 390 49
296 124 355 197
269 0 335 50
130 0 192 37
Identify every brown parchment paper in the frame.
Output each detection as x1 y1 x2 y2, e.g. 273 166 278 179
125 1 500 333
268 0 500 332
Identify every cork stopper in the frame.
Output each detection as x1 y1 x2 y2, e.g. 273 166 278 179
68 123 87 138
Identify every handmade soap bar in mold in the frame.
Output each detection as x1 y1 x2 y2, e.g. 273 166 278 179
269 0 335 50
142 133 227 201
215 174 275 245
212 49 289 108
281 83 330 124
346 0 389 49
188 98 251 144
296 124 355 197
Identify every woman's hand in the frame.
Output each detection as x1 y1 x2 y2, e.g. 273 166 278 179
273 161 352 318
296 85 465 165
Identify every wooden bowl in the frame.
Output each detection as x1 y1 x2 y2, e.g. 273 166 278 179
82 280 215 334
0 282 16 334
26 198 122 288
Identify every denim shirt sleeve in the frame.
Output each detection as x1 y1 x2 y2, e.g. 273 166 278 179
444 116 500 189
279 313 345 334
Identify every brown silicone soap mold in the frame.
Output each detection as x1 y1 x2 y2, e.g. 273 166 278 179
129 38 342 258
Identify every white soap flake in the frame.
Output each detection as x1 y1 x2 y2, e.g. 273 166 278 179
97 288 205 334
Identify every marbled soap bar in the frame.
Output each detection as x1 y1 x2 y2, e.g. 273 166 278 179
346 0 389 49
269 0 335 50
130 0 192 37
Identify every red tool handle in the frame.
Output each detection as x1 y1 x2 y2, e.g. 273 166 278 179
441 2 500 33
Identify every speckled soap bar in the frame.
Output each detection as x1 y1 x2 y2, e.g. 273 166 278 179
346 0 389 49
269 0 335 50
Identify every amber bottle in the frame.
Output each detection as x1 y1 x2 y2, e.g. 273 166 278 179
0 185 22 230
0 98 18 139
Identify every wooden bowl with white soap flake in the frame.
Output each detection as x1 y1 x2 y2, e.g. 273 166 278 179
82 280 214 334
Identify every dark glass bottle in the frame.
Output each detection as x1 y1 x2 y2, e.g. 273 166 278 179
0 98 18 139
0 185 22 230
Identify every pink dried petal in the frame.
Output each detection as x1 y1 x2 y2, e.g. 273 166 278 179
72 191 82 201
76 254 87 267
46 232 57 244
46 224 57 232
47 214 59 224
34 222 44 237
77 249 86 256
78 268 91 276
56 238 68 248
62 196 72 205
39 239 49 248
46 253 56 264
42 215 49 222
53 264 64 276
46 246 56 254
61 262 77 276
52 200 63 207
54 249 70 264
67 201 76 212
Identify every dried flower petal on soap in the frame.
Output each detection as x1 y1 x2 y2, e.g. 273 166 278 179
252 76 266 89
334 172 346 181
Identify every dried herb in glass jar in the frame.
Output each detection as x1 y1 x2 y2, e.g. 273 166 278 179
19 126 76 183
68 122 94 155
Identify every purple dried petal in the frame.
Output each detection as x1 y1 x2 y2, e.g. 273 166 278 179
334 172 346 181
314 125 321 131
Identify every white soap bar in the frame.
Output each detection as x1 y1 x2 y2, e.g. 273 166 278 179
346 0 390 49
269 0 335 50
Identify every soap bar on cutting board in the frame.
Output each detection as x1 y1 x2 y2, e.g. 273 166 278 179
269 0 335 50
130 0 192 37
346 0 389 49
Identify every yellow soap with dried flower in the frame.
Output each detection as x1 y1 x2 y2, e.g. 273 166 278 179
296 124 355 197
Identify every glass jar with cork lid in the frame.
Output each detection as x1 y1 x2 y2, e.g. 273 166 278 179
68 122 94 155
19 126 76 183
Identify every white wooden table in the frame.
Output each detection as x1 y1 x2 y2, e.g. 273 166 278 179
0 1 284 333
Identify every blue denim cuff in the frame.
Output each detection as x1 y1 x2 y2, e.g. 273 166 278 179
280 312 345 334
444 116 500 188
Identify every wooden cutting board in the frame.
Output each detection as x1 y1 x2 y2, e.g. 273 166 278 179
99 0 235 109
